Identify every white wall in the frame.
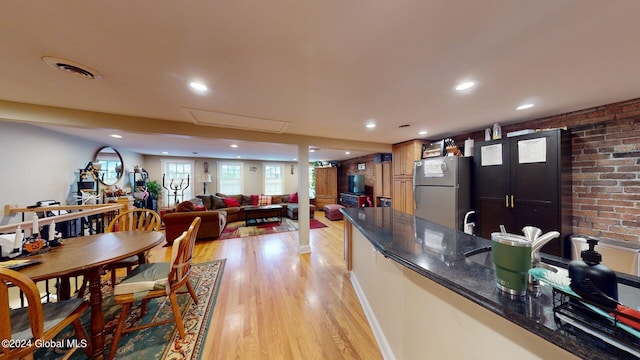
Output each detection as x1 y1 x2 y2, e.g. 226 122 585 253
143 155 306 204
0 122 143 226
0 121 307 225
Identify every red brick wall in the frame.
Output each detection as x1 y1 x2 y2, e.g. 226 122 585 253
451 97 640 243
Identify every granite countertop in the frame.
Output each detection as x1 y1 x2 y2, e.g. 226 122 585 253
341 207 639 360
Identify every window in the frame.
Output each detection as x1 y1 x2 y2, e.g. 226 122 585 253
218 162 243 194
161 159 194 205
263 164 283 195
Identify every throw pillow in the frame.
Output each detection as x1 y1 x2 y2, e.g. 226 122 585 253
194 205 206 211
251 194 259 206
223 197 241 207
211 195 226 209
257 194 272 206
176 201 196 212
271 195 282 204
289 192 298 203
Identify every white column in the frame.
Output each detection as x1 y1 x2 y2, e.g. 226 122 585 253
297 143 311 253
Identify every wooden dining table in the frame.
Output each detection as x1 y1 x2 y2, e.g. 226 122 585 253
17 231 165 360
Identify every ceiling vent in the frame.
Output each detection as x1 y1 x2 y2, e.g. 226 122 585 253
42 56 103 80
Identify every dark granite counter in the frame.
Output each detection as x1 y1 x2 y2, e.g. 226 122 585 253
341 207 639 360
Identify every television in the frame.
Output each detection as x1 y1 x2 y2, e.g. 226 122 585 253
347 175 365 194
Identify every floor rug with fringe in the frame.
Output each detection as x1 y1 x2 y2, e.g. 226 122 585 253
36 259 226 359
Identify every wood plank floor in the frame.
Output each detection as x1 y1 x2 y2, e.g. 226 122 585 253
147 211 383 360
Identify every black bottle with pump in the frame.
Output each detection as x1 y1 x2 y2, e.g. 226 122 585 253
568 237 618 308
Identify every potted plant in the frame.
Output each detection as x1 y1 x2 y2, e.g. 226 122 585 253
145 180 162 211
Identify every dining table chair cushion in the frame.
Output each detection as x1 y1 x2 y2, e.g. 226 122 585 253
113 231 186 296
112 262 170 296
10 298 86 341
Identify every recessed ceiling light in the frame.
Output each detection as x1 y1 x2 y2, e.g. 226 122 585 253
309 149 316 153
293 158 297 161
366 123 376 129
418 131 428 135
345 151 350 155
230 144 238 148
189 81 208 93
455 81 475 91
110 134 122 139
162 151 169 155
517 103 534 110
236 155 242 158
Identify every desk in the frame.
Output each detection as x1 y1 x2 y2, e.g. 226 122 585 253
18 231 164 360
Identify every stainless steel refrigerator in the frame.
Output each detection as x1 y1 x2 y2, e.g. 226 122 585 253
413 156 472 231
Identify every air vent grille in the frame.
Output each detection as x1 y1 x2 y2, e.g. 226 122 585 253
42 56 103 80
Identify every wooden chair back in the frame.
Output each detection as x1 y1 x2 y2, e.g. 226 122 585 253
168 217 201 287
106 208 161 232
0 268 44 349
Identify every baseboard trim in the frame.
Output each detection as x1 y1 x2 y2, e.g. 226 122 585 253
350 272 395 360
297 244 311 254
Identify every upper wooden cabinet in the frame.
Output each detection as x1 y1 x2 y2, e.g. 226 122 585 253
392 140 425 178
474 129 572 257
392 140 425 214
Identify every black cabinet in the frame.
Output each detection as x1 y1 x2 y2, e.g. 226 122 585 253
474 129 572 257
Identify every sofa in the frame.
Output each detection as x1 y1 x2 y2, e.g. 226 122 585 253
162 192 315 244
196 193 315 222
162 201 227 245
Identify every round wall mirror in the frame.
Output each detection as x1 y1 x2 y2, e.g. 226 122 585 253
94 146 123 186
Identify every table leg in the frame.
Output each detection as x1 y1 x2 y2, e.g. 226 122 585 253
87 268 105 360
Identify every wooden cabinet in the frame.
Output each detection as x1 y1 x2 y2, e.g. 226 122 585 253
392 140 425 214
392 177 414 215
474 129 572 257
315 166 338 209
375 161 392 205
393 140 424 177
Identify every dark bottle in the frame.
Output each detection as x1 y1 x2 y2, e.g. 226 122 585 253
568 237 618 307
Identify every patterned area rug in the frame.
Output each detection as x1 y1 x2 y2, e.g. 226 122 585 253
219 217 328 240
37 259 225 359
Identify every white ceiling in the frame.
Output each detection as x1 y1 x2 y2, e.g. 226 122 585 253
1 1 640 161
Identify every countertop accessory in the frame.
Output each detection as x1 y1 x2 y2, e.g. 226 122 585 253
569 237 618 304
529 267 640 355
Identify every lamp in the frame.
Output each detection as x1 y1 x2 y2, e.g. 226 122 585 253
198 173 212 194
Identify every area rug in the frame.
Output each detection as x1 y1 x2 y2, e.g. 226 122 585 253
219 217 328 240
36 259 226 360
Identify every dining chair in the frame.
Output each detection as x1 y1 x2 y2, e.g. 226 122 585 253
108 216 201 360
104 208 162 287
0 268 93 360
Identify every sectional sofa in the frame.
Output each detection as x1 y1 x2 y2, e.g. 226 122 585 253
162 193 315 244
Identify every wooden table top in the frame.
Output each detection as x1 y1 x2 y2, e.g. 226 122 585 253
17 231 165 282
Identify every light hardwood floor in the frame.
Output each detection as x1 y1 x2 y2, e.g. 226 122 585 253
147 211 383 360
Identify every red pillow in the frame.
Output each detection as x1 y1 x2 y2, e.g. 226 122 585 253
251 194 259 206
289 192 298 203
223 197 241 207
194 205 206 211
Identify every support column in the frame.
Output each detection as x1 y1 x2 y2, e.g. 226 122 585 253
297 143 311 253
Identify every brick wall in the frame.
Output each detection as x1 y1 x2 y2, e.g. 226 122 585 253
451 97 640 244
